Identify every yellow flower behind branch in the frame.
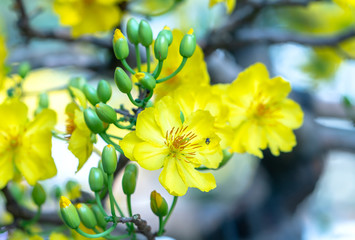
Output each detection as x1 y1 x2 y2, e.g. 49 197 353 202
227 63 303 158
120 96 223 196
53 0 124 37
0 99 57 188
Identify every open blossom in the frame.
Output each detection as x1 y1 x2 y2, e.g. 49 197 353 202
151 29 210 100
0 100 57 188
120 96 223 196
53 0 124 37
226 63 303 158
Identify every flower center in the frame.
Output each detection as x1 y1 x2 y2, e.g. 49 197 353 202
66 116 76 139
165 126 201 161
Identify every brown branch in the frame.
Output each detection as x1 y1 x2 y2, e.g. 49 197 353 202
14 0 111 48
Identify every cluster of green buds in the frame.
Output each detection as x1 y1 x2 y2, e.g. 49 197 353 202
112 18 197 108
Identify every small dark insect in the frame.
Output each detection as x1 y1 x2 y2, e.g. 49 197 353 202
205 138 210 145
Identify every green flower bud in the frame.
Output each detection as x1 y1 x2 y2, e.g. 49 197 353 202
122 164 138 195
97 80 112 103
83 84 100 106
98 160 108 186
32 183 46 207
179 28 196 58
102 145 117 175
91 205 107 229
127 18 139 45
69 77 87 91
38 92 49 109
138 20 153 47
53 185 62 200
89 167 104 192
84 108 105 133
114 67 132 94
134 72 156 91
113 29 129 60
154 35 169 61
158 26 173 46
76 203 97 229
59 196 80 229
150 191 168 217
95 103 117 124
18 62 31 79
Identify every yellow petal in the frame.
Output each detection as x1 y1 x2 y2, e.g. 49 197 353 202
120 131 142 161
154 96 182 136
264 76 291 102
159 157 187 196
0 100 28 129
276 99 304 129
133 142 168 170
177 160 216 192
184 110 214 140
25 109 57 137
68 128 93 172
264 124 296 156
136 107 165 145
0 150 14 188
69 87 87 108
73 109 89 131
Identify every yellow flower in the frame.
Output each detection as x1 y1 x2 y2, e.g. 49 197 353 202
65 102 93 172
227 63 303 158
0 100 57 188
169 84 233 149
53 0 124 37
333 0 355 10
49 232 69 240
29 236 44 240
151 29 210 101
209 0 236 13
120 96 223 196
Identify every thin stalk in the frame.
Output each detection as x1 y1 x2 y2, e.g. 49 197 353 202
162 196 178 227
75 223 116 238
95 192 108 217
107 174 117 219
157 216 164 236
93 228 130 240
22 207 41 227
146 47 151 73
156 58 187 83
153 60 164 79
135 44 141 72
106 134 123 140
121 59 135 75
113 121 134 130
127 92 143 107
126 194 136 240
99 133 123 154
114 199 130 230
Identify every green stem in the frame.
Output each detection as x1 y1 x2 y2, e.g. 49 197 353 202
114 199 131 230
127 92 143 107
22 207 41 227
162 196 178 227
95 192 108 217
135 44 141 72
126 195 136 240
153 61 164 79
99 133 123 154
156 58 187 83
113 121 134 130
106 134 123 140
107 174 117 220
121 59 135 75
51 131 67 141
146 47 151 73
75 224 116 238
158 216 164 236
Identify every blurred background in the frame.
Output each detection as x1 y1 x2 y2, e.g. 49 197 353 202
1 0 355 239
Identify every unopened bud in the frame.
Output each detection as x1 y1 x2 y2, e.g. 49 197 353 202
150 191 168 217
114 67 132 94
97 80 112 103
32 183 46 207
179 28 196 58
154 35 168 61
83 84 100 106
102 145 117 175
91 205 107 229
59 196 80 229
113 29 129 60
76 203 97 229
158 26 173 46
135 72 156 91
127 18 139 45
84 108 105 133
95 103 117 124
89 167 104 192
138 20 153 47
122 164 138 195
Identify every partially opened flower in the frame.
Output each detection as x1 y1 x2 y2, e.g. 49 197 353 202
53 0 124 37
226 63 303 157
0 99 57 188
120 96 223 196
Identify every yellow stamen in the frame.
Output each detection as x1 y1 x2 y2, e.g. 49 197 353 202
163 26 171 30
134 72 145 81
187 28 194 35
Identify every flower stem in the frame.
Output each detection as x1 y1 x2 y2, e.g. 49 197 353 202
113 199 131 230
93 228 130 239
162 196 178 228
21 207 41 227
135 44 141 72
121 59 135 75
156 58 187 83
157 216 164 236
99 132 123 154
153 60 164 79
127 92 143 107
113 121 134 130
95 192 108 217
107 174 117 220
75 224 116 238
127 194 136 239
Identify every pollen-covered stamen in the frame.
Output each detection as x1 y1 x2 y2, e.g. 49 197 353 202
165 126 201 161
